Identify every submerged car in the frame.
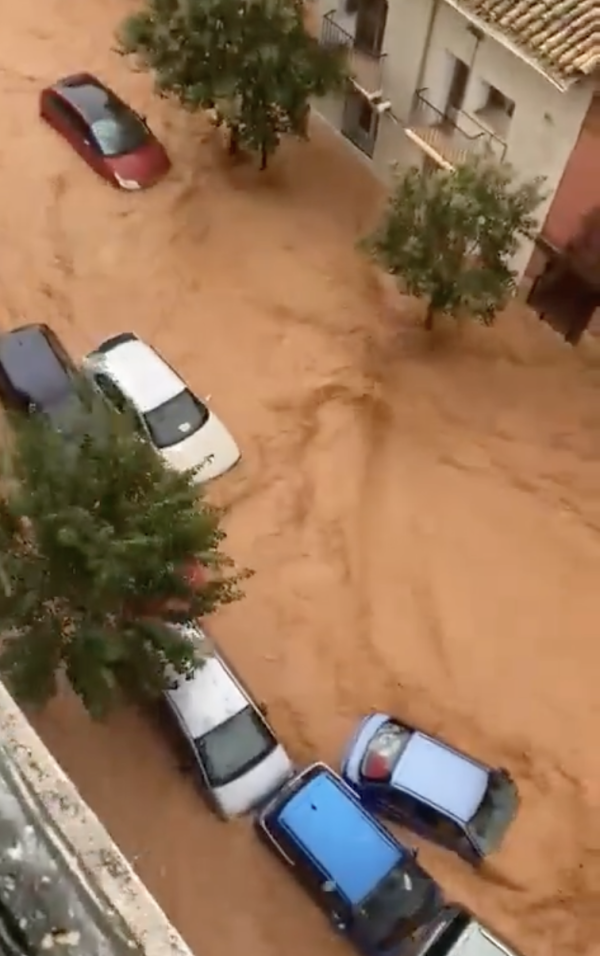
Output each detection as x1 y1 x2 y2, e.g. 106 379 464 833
341 714 519 863
40 73 170 189
82 332 240 482
255 762 443 956
0 323 87 432
400 904 526 956
161 623 293 818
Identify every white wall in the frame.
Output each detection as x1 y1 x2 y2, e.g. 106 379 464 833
313 0 435 176
313 0 595 275
403 0 595 274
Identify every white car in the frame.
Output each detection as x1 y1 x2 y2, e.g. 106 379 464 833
82 332 240 482
161 624 294 818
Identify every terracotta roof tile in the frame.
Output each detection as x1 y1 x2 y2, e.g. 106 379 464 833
454 0 600 82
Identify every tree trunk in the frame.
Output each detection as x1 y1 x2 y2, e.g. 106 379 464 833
228 124 240 156
424 304 435 331
260 143 268 171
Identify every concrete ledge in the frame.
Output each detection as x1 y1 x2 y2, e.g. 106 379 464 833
0 681 195 956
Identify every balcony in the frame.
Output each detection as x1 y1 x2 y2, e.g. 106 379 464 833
321 10 386 97
404 89 507 169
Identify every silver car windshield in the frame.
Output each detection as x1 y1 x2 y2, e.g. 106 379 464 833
195 706 277 788
143 390 209 449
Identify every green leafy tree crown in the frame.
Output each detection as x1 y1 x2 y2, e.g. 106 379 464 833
118 0 348 168
363 157 546 328
0 386 249 718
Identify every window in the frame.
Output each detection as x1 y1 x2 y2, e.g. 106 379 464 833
357 861 438 950
468 769 519 854
474 81 514 136
95 373 129 413
54 99 91 142
90 100 149 157
419 912 471 956
341 89 379 158
144 390 209 449
195 705 277 788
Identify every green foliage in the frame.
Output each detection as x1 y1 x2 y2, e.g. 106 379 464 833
0 386 249 718
118 0 347 168
363 157 545 328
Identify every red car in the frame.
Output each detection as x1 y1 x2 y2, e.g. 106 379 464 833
40 73 171 190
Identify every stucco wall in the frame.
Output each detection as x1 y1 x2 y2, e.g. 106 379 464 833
0 681 196 956
313 0 595 277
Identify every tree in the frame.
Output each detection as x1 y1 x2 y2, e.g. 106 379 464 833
118 0 348 169
0 389 249 718
363 157 545 330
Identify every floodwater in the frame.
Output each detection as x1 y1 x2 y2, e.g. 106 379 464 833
2 2 600 956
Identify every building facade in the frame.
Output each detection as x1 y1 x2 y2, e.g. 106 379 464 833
315 0 599 282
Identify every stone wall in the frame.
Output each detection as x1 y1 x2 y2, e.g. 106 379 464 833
0 681 196 956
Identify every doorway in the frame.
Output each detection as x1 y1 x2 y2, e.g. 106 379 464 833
528 256 600 344
341 88 380 157
354 0 388 56
445 57 469 118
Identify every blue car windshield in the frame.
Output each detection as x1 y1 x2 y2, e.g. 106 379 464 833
354 860 439 949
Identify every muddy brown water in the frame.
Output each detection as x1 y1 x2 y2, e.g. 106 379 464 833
2 2 600 956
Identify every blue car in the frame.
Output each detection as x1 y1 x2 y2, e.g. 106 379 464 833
255 762 443 956
341 714 519 865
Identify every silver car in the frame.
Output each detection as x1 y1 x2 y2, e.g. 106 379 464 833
161 624 294 818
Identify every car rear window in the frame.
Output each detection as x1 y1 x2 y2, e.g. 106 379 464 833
195 706 277 788
417 911 472 956
357 860 440 950
143 390 209 449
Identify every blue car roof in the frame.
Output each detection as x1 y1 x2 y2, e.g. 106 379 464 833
278 769 404 905
392 733 489 823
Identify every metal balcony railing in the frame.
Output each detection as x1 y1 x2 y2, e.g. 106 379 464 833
406 89 507 168
321 10 386 95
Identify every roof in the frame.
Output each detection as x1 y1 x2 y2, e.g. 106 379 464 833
0 325 73 406
391 733 489 823
452 0 599 84
278 769 403 904
100 339 185 414
451 920 517 956
165 645 248 739
57 74 119 123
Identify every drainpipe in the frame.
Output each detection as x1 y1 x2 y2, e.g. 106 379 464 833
466 24 483 73
413 0 442 99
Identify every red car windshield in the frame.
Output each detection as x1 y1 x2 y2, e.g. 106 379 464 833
91 104 149 158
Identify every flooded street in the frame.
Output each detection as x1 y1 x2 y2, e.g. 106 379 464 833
2 2 600 956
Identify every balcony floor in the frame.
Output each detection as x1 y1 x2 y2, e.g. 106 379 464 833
404 124 473 169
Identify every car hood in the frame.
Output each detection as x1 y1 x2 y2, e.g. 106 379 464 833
107 139 170 188
160 411 241 482
213 745 294 818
